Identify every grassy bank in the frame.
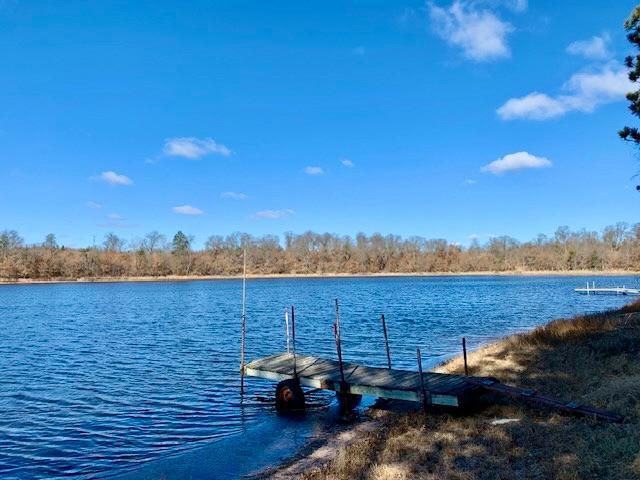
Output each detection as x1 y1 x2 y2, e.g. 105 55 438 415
289 301 640 480
1 270 640 286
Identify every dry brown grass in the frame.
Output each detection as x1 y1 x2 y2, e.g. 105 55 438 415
298 300 640 480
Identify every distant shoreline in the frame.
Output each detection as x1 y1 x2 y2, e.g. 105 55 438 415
1 270 639 286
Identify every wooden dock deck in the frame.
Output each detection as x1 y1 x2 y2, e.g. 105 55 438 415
245 352 484 408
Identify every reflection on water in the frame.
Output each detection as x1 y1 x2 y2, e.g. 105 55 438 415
0 275 636 478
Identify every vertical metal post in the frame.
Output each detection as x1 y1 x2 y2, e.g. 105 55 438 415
381 314 391 369
240 249 247 395
334 299 346 384
416 348 428 411
462 337 469 376
291 305 297 379
284 309 290 353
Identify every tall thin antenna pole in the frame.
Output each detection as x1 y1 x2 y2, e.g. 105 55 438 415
240 249 247 395
334 299 345 383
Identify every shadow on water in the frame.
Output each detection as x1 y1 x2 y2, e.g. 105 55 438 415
109 391 370 480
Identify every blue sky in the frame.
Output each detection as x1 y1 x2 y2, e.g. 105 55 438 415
0 0 638 248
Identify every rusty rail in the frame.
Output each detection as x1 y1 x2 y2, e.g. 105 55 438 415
466 377 624 423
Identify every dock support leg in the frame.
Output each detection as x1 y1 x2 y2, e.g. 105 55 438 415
417 348 429 412
462 337 469 376
381 314 392 369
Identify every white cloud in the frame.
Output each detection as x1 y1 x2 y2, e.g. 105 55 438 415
340 159 354 167
497 92 566 120
172 205 204 216
497 64 632 120
304 166 324 175
566 34 610 60
163 137 231 159
506 0 527 12
254 209 294 219
94 171 133 186
481 151 552 175
220 191 248 200
428 1 513 61
469 233 480 240
463 178 477 185
86 201 102 209
107 213 122 220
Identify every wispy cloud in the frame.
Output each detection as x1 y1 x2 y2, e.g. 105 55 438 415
340 159 354 167
428 0 514 62
254 209 294 219
86 201 102 209
163 137 231 159
497 63 632 120
304 166 324 175
567 34 610 60
93 171 133 186
172 205 204 216
220 191 248 200
506 0 527 12
463 178 477 185
107 213 122 220
352 46 366 56
481 151 552 175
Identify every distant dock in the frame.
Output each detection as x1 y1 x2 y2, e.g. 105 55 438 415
575 282 640 296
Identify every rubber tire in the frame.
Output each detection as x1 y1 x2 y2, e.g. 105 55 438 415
275 379 306 412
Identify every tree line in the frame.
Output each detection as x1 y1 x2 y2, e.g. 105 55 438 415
1 223 639 281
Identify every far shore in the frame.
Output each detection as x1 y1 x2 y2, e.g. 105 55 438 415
1 270 640 286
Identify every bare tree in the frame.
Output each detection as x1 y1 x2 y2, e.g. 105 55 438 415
103 233 126 253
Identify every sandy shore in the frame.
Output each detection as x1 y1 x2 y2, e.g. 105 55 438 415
1 270 639 286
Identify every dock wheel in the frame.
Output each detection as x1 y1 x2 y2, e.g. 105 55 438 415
336 391 362 411
275 379 305 412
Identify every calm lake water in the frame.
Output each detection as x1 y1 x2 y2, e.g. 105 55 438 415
0 275 638 479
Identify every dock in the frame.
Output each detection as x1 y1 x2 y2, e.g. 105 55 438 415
575 286 640 296
245 352 483 408
240 303 623 423
244 352 623 422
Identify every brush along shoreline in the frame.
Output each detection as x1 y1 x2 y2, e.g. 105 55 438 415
1 270 640 286
259 301 640 480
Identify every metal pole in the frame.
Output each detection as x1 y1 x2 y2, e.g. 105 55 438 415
416 348 428 411
462 337 468 376
381 314 391 369
285 309 290 353
240 249 247 395
334 299 345 384
291 305 297 379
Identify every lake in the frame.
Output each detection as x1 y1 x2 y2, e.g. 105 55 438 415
0 275 637 479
